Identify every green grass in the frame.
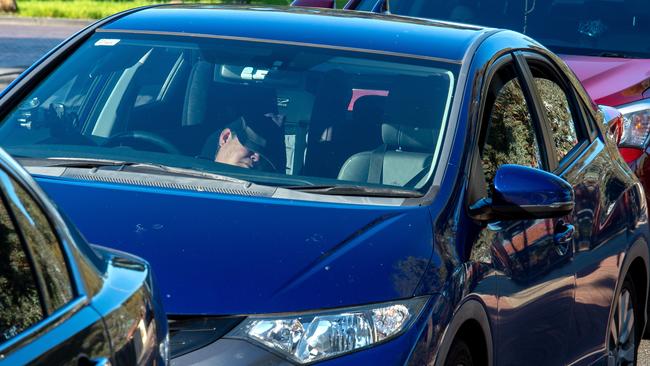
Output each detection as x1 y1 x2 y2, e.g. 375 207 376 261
6 0 294 19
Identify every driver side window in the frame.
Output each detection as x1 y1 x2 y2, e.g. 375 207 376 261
481 63 543 194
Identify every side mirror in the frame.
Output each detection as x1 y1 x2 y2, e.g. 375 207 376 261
291 0 335 8
470 165 574 221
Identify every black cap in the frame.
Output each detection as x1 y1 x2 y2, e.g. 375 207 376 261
226 114 285 172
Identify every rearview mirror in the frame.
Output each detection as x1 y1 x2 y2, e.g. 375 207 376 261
470 165 574 222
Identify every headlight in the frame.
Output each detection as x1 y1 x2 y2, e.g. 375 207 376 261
619 99 650 148
228 297 428 364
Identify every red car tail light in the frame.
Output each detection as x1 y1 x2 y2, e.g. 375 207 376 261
619 147 644 164
619 100 650 150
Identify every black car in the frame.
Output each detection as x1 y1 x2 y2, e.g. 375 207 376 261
0 147 168 365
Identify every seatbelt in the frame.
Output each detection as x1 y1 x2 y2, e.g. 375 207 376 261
404 167 429 188
367 144 387 184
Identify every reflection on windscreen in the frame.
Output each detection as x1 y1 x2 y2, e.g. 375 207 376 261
0 33 456 194
391 0 650 57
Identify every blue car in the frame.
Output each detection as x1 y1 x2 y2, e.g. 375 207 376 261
0 6 648 365
0 148 168 365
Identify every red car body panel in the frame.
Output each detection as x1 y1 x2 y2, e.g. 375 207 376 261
563 55 650 107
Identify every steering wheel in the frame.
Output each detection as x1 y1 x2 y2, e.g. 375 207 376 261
104 131 180 155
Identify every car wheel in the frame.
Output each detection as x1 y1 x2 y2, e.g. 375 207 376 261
444 338 473 366
608 276 640 366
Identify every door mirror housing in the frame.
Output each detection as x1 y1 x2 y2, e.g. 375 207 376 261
291 0 335 8
470 165 574 222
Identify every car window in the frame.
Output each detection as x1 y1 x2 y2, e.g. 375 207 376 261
4 177 73 314
0 192 44 343
356 0 380 11
534 77 581 163
481 64 543 192
0 33 459 197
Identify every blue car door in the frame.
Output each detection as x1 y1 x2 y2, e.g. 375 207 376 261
520 53 636 365
0 168 112 365
471 54 576 366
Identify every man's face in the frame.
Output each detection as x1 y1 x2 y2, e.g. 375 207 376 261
214 128 260 169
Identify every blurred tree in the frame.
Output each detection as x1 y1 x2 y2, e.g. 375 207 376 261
0 0 17 12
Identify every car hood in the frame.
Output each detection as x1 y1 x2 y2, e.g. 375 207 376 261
562 54 650 107
35 175 434 315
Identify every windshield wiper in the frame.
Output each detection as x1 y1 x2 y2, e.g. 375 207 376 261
285 184 422 198
26 157 249 184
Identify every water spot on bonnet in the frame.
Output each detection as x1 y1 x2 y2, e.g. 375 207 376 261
135 224 146 233
305 233 324 243
152 224 164 230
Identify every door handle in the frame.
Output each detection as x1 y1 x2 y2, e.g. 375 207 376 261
553 221 575 256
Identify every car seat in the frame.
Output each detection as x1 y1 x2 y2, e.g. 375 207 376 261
337 76 444 188
302 70 352 177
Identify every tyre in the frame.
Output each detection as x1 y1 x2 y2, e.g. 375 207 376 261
445 338 473 366
609 276 640 365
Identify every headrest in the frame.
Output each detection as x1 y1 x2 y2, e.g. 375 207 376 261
380 75 446 152
211 82 279 127
310 70 351 124
352 95 385 125
382 123 436 153
384 76 444 128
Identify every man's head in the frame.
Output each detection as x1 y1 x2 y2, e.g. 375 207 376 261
214 128 260 169
214 115 284 171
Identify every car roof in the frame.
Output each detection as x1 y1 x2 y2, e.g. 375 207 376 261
99 5 493 63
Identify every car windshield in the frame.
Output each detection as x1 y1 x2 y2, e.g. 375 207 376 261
0 32 457 196
390 0 650 58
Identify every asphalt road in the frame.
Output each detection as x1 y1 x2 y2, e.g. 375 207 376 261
1 15 650 365
0 17 89 69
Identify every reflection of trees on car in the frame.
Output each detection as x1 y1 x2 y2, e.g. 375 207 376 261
482 79 540 191
10 179 73 312
0 199 42 342
535 78 578 161
471 79 582 265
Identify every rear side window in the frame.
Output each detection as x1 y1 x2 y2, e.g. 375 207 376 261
5 178 73 314
0 194 43 343
534 77 580 163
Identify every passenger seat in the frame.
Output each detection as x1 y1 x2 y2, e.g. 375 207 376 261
337 76 443 188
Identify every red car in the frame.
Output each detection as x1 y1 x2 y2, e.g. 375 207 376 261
295 0 650 170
